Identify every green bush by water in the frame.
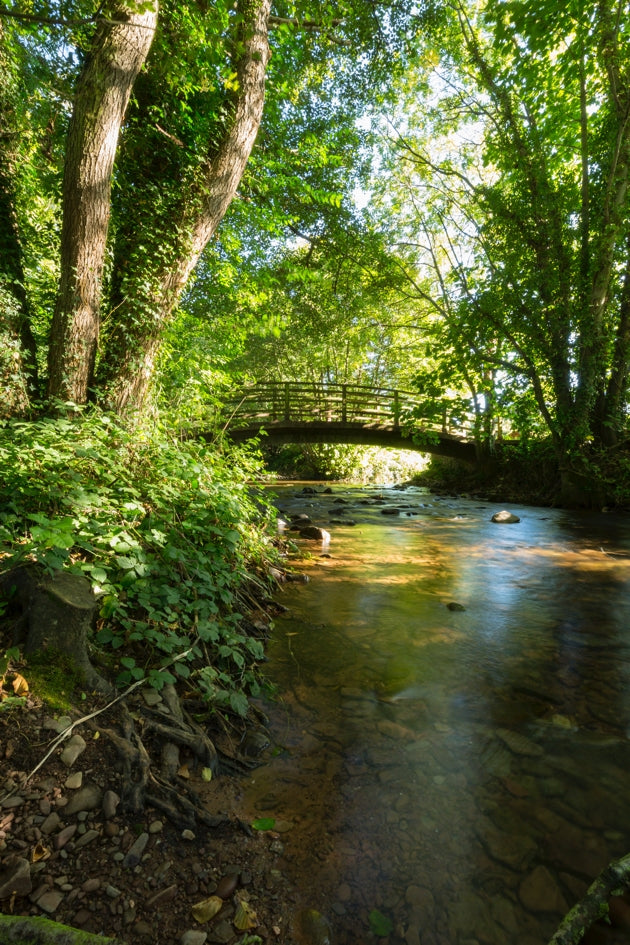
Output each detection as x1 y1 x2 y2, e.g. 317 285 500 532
0 407 278 715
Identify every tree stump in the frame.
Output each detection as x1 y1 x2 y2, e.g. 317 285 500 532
0 565 109 692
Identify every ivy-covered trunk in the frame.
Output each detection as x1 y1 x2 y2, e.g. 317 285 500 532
46 0 158 405
96 0 271 415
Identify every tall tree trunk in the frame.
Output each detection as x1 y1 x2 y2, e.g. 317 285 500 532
46 0 157 405
96 0 271 414
0 20 39 414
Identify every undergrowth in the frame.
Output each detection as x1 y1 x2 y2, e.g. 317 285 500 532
0 406 279 717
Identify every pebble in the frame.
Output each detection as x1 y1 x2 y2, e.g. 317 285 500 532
181 829 196 841
123 832 149 868
65 771 83 790
207 919 234 943
35 889 64 913
74 829 100 850
0 795 24 809
43 716 72 734
142 689 163 707
181 932 208 945
103 790 120 819
64 784 103 815
41 812 62 835
519 865 569 914
60 734 87 767
55 824 77 849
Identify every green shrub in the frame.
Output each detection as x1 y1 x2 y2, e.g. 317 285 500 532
0 406 278 715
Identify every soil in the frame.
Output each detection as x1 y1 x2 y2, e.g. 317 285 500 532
0 686 306 945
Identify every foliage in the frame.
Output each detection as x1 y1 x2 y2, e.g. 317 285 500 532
265 442 428 483
369 0 630 472
0 408 278 714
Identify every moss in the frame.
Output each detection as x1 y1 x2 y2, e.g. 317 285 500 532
23 649 86 714
0 914 126 944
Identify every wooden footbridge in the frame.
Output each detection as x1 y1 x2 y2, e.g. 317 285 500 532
213 382 477 462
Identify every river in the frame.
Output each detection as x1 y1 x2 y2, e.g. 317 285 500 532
243 483 630 945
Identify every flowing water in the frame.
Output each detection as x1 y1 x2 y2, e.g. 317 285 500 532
243 484 630 945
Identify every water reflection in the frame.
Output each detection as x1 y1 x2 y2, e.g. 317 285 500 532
245 485 630 945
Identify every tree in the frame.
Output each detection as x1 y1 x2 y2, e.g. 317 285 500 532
46 0 159 405
370 0 630 492
0 19 39 413
0 0 425 416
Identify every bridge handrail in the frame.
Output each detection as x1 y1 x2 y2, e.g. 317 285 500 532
221 381 473 436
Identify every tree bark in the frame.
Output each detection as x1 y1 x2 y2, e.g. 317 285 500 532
96 0 271 414
46 0 158 405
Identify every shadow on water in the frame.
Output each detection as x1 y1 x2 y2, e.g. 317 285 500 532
244 484 630 945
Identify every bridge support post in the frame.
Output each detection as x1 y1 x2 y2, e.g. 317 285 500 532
284 382 290 421
342 385 347 423
393 390 400 428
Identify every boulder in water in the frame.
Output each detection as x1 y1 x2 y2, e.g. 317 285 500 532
491 510 520 524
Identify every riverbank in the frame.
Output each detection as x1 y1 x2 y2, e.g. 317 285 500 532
0 665 303 945
410 443 630 511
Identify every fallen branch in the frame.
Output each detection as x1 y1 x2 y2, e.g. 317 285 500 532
548 852 630 945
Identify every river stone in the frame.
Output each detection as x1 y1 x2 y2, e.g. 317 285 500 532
55 823 77 849
103 789 120 819
299 526 330 541
481 828 537 869
405 884 435 918
60 733 87 766
40 812 62 835
64 771 83 790
495 728 543 757
34 888 64 913
491 510 520 523
123 832 150 867
64 782 103 814
181 932 208 945
74 828 100 849
519 865 568 913
208 919 235 944
0 856 32 899
0 795 24 809
491 896 520 934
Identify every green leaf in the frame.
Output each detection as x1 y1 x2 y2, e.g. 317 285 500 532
369 910 393 937
251 818 275 831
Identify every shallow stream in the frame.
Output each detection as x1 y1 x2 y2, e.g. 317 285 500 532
243 484 630 945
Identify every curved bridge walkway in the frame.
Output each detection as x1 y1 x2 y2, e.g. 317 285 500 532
218 382 478 463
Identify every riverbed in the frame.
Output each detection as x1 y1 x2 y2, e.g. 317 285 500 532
243 484 630 945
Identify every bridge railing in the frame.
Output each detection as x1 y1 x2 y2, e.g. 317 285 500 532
222 381 465 433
